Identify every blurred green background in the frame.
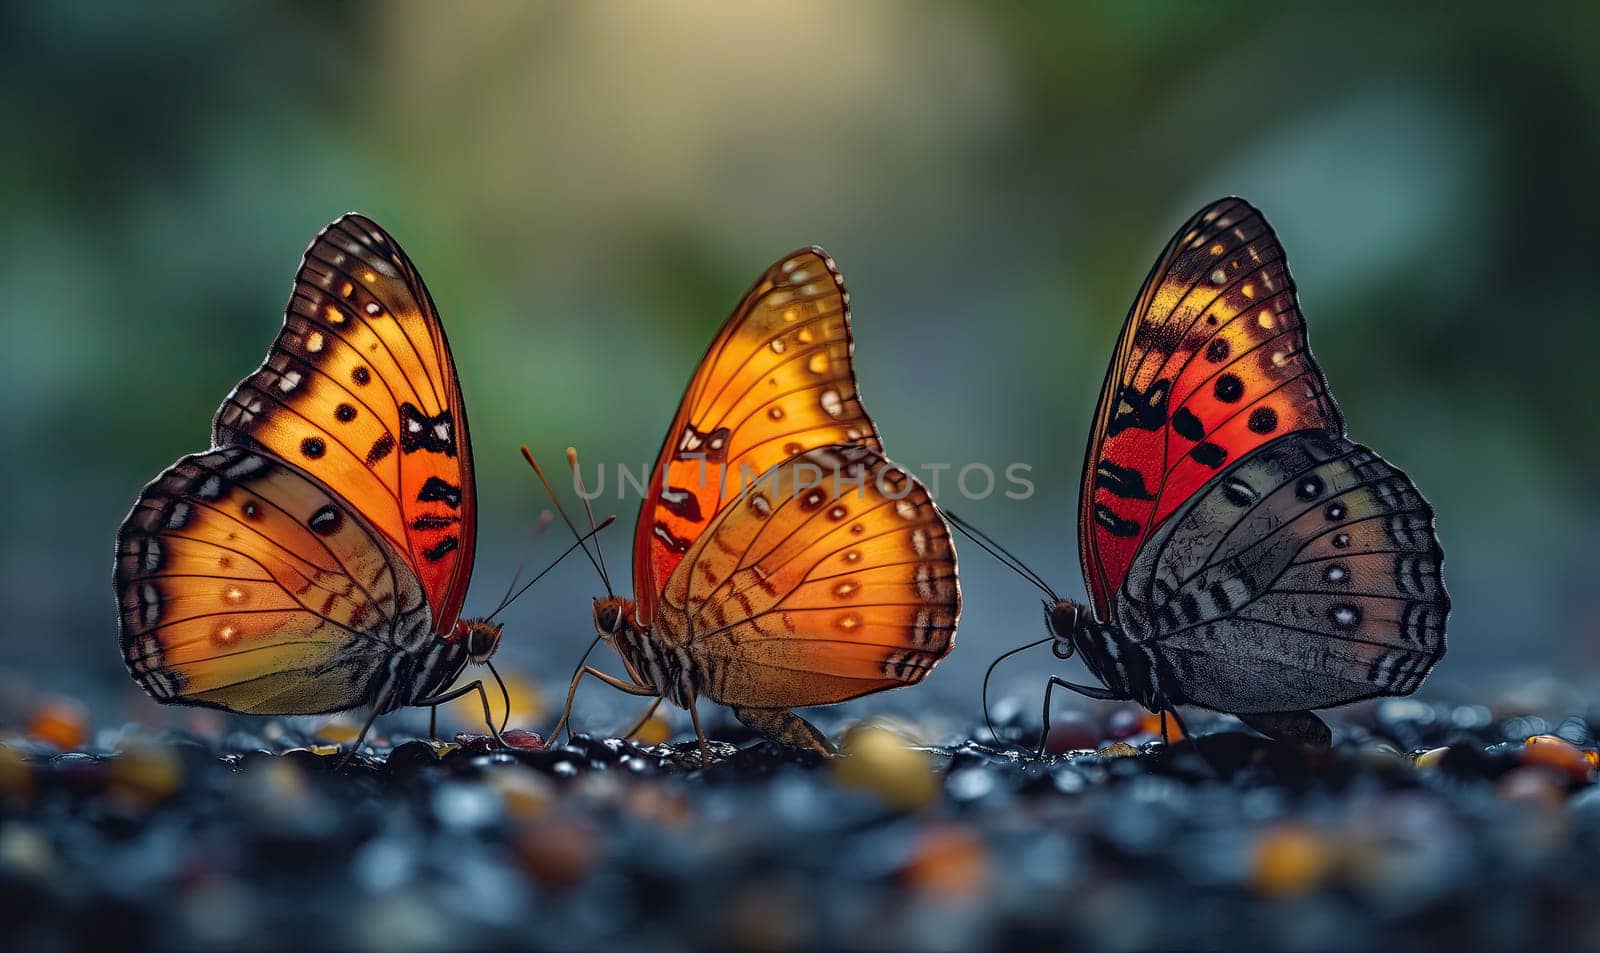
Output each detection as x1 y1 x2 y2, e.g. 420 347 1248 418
3 2 1597 726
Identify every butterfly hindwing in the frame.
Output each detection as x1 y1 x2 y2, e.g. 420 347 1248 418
655 444 959 709
212 213 476 632
115 446 431 715
634 248 880 623
1116 430 1447 714
1079 197 1343 621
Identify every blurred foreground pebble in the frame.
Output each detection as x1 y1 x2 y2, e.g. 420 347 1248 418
3 691 1600 950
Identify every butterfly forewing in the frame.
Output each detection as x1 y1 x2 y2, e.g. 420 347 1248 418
115 446 431 715
655 444 959 709
212 214 476 632
1117 430 1447 714
634 248 880 623
1079 197 1343 622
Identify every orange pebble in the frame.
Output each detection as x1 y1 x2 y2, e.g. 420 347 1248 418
28 695 89 750
1138 710 1186 741
1520 735 1594 783
631 712 673 747
901 825 990 901
514 818 599 890
1499 765 1567 806
1251 825 1336 899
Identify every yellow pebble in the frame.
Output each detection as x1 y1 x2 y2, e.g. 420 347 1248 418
106 742 182 809
487 766 556 821
446 669 546 730
1251 825 1336 899
314 719 362 745
631 712 673 747
0 745 32 803
834 724 937 811
1096 741 1141 758
1414 746 1450 770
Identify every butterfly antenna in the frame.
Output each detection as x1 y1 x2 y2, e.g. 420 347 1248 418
485 659 512 734
943 509 1060 602
566 447 614 597
982 635 1053 747
522 446 609 590
491 510 556 618
485 515 617 623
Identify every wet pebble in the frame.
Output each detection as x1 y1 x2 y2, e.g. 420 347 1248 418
3 692 1599 949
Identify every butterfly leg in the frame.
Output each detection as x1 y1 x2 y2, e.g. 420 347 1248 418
337 680 398 770
412 681 507 750
1037 676 1125 758
429 705 439 743
732 707 836 756
620 697 664 742
549 666 657 743
688 700 713 763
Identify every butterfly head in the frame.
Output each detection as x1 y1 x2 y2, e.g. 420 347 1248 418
1044 599 1087 660
593 597 640 641
454 618 505 665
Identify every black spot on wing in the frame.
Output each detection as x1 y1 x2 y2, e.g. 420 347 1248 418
1106 380 1171 437
366 432 395 466
1093 504 1141 538
1094 460 1154 500
1189 442 1227 468
1248 407 1278 434
660 486 704 521
1172 408 1204 441
422 536 460 562
418 477 462 508
398 403 457 456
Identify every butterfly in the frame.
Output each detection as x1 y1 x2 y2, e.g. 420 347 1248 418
114 213 515 751
966 197 1448 749
548 248 961 757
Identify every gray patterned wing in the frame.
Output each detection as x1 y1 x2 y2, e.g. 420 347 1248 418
1116 430 1447 714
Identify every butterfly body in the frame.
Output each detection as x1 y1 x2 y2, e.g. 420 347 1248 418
115 215 507 740
1025 198 1448 746
566 250 960 755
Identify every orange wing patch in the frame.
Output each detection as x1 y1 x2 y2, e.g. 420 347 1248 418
115 447 431 715
632 248 882 624
655 444 959 709
212 214 476 632
1078 197 1343 621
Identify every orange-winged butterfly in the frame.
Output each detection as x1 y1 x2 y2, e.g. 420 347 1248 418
546 248 961 757
963 197 1448 748
113 214 549 753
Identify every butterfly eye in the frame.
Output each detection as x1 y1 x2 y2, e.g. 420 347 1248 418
467 622 503 662
1045 601 1079 640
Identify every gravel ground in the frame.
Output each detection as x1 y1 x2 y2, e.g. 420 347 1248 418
4 691 1600 952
